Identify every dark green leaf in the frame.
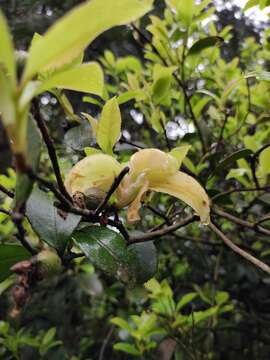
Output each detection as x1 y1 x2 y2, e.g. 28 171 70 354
126 241 158 285
26 188 81 253
188 36 224 56
73 226 128 276
73 226 157 285
15 114 42 208
210 149 253 178
0 245 30 282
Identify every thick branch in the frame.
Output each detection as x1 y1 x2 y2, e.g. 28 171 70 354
209 221 270 275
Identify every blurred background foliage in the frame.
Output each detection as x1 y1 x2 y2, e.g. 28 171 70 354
1 0 270 359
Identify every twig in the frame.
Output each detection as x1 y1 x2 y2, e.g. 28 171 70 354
145 204 171 225
0 208 10 215
32 98 72 202
160 119 171 151
248 142 270 189
98 325 115 360
209 221 270 275
95 167 129 215
0 184 14 198
254 142 270 158
213 207 270 236
129 214 197 244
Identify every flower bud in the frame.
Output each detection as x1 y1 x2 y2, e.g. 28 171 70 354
32 250 62 280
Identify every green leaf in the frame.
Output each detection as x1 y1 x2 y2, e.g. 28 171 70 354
97 97 121 154
0 67 15 129
26 188 81 253
176 292 197 311
36 63 104 97
111 317 134 333
83 96 103 107
117 91 139 105
84 147 102 156
152 64 176 104
73 226 157 285
0 245 30 282
245 70 270 82
210 149 253 178
188 36 224 56
215 291 229 306
175 0 195 27
114 342 141 356
244 0 258 10
0 275 16 296
189 307 218 325
259 146 270 176
23 0 153 81
0 10 16 87
14 115 42 208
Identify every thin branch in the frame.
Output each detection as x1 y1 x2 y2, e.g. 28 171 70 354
0 208 10 215
211 185 270 201
12 212 37 255
131 24 207 154
28 170 72 209
216 111 229 150
209 221 270 275
95 167 129 215
0 184 14 198
213 207 270 237
107 218 130 241
249 156 260 189
129 214 197 244
32 99 72 202
254 142 270 158
119 138 145 149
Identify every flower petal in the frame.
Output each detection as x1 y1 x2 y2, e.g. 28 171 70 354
65 154 122 195
150 171 210 224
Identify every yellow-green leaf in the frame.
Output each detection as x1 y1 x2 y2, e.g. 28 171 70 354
176 0 195 27
0 68 15 129
23 0 153 81
0 11 16 87
36 62 104 97
152 64 176 104
169 145 191 167
259 146 270 176
97 97 122 154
